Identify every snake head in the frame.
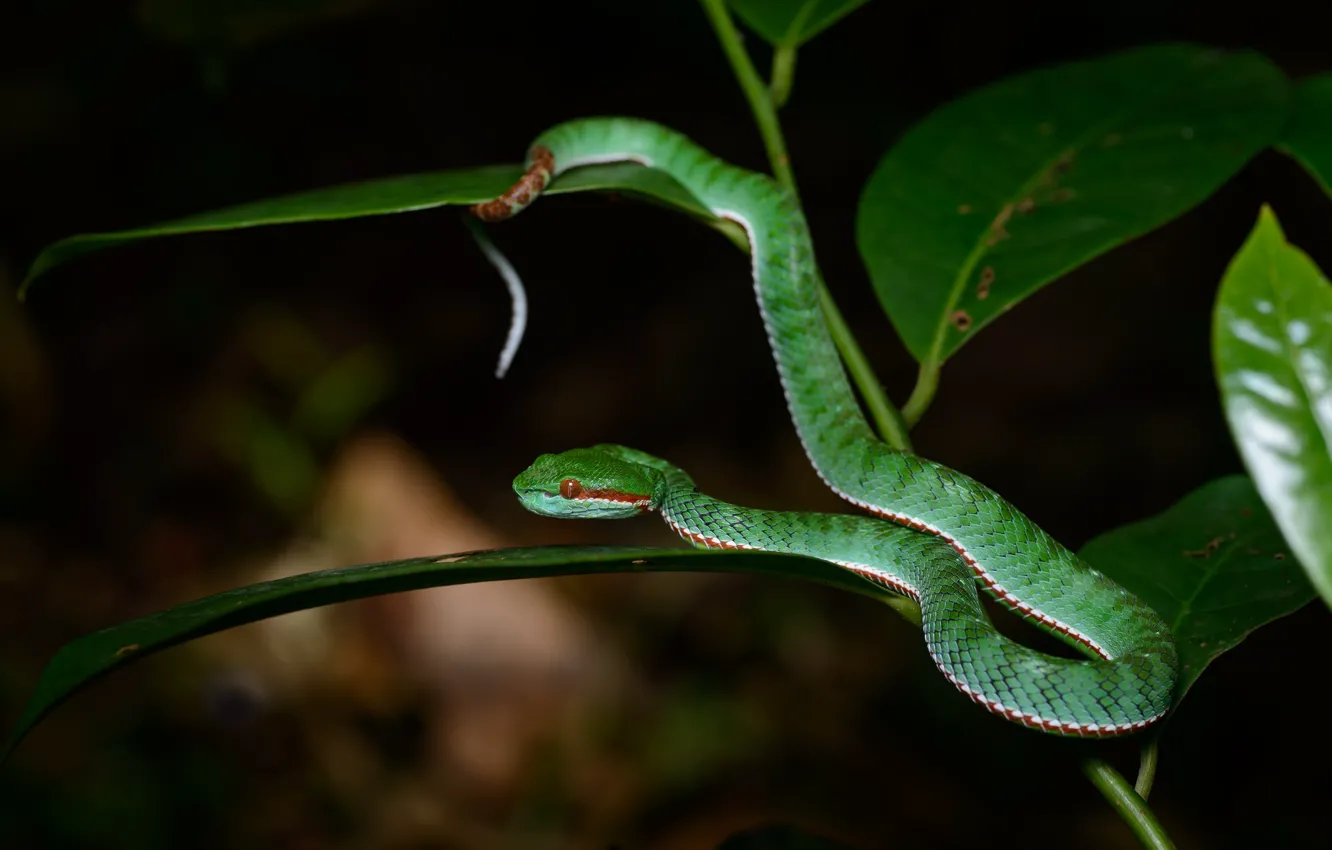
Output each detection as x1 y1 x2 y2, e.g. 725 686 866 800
513 446 663 519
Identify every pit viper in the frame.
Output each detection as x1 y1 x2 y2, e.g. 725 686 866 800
476 118 1177 737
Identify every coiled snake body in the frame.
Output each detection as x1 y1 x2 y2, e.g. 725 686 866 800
480 118 1177 736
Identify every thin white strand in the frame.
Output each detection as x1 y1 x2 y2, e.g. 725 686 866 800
464 215 528 379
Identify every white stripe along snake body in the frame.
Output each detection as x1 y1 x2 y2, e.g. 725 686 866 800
479 118 1177 736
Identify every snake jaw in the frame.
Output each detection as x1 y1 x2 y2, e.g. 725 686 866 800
516 488 651 519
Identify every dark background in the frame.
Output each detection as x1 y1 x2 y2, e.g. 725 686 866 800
2 1 1328 848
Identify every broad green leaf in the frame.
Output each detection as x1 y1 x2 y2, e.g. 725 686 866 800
2 545 908 763
727 0 871 46
857 44 1287 368
1277 74 1332 197
19 162 714 297
1079 475 1313 702
1214 205 1332 608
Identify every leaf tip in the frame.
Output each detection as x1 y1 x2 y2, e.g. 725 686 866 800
1254 203 1285 238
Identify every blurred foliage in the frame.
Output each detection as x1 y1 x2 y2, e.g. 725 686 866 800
137 0 389 49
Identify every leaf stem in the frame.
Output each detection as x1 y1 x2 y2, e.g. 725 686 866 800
696 0 796 195
902 360 939 428
771 45 797 109
695 0 909 452
1082 758 1176 849
822 287 913 452
1135 738 1160 799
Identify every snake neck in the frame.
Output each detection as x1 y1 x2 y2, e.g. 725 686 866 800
734 196 881 487
478 117 875 498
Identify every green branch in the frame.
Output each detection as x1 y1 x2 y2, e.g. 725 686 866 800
902 361 940 428
696 0 795 194
822 288 912 452
695 0 910 453
1082 758 1175 849
1136 738 1160 799
771 45 797 109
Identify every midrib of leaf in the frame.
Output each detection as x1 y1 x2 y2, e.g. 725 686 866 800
1169 529 1246 634
921 143 1079 370
920 59 1215 371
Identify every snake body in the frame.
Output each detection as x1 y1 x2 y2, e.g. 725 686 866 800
481 118 1177 736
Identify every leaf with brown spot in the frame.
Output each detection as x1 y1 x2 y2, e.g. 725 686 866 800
1080 475 1316 704
977 266 995 300
857 43 1287 369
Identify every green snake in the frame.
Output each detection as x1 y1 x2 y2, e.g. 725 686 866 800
477 118 1178 737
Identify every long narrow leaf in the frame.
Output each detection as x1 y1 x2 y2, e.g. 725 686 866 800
20 162 713 296
2 545 901 762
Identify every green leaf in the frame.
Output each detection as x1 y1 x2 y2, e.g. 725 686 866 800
857 43 1287 368
18 162 714 297
2 545 904 763
1079 475 1314 703
1277 74 1332 197
1214 205 1332 609
727 0 871 46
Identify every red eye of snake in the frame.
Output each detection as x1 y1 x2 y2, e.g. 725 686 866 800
559 478 583 499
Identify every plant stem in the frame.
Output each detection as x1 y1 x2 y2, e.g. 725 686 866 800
696 0 796 195
696 0 909 451
902 360 939 428
701 8 1166 846
1082 758 1176 850
771 45 797 108
822 288 913 452
1136 738 1160 799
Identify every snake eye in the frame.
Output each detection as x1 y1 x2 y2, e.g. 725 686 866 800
559 478 583 499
